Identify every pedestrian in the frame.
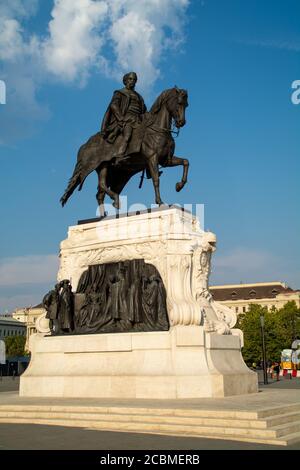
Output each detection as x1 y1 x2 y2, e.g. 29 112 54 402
267 360 272 375
273 362 280 381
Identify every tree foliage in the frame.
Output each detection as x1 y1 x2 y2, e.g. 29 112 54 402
236 301 300 365
4 335 26 357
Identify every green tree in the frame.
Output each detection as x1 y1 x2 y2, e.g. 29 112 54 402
276 301 300 348
264 308 285 363
4 335 26 357
237 301 300 366
236 304 266 365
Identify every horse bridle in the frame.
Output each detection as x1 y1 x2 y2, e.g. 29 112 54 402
148 122 180 138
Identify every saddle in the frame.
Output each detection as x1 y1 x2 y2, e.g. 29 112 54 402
108 113 157 162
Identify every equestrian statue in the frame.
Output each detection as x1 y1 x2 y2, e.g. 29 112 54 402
60 72 189 215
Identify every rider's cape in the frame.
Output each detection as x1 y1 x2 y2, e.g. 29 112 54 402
101 88 147 139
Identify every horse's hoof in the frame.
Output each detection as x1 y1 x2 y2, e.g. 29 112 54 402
113 200 120 210
176 182 184 192
157 200 164 206
99 206 106 218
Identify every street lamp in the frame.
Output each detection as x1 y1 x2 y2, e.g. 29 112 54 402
260 314 268 385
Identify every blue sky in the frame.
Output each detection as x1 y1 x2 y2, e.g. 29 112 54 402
0 0 299 313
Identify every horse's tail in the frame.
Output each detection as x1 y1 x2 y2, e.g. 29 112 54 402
60 162 82 207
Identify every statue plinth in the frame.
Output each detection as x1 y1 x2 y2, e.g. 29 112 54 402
20 207 257 398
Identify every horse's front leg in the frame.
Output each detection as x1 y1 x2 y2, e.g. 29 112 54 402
147 154 164 206
96 170 106 217
97 165 120 211
96 186 106 217
164 155 189 192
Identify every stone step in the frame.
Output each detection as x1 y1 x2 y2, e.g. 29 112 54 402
0 416 291 446
0 413 298 439
1 403 300 420
145 429 300 447
2 408 299 431
265 411 300 428
279 431 300 446
0 404 260 419
257 403 300 418
1 403 300 446
272 420 300 438
0 410 269 429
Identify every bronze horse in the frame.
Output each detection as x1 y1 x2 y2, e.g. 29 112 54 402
60 87 189 215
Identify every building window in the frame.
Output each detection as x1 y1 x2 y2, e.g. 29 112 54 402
3 330 6 336
272 289 278 295
231 291 237 300
235 307 238 313
249 290 256 298
243 306 246 313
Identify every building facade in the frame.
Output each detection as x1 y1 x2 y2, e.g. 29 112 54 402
210 282 300 315
12 304 46 351
0 316 26 340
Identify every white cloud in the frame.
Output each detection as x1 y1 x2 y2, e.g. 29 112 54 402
43 0 109 84
110 11 159 89
0 1 49 142
0 19 25 61
0 0 189 143
0 254 59 287
1 0 189 86
0 0 39 20
107 0 189 90
42 0 189 89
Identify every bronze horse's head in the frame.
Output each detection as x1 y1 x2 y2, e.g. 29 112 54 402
150 87 189 129
168 87 189 128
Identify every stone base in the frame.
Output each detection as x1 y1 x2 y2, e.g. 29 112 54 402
20 326 258 398
22 208 257 399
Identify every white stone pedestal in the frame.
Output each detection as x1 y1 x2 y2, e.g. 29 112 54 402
20 207 258 398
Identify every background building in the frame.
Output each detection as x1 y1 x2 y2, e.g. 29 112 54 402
210 282 300 315
12 304 45 350
0 316 26 340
